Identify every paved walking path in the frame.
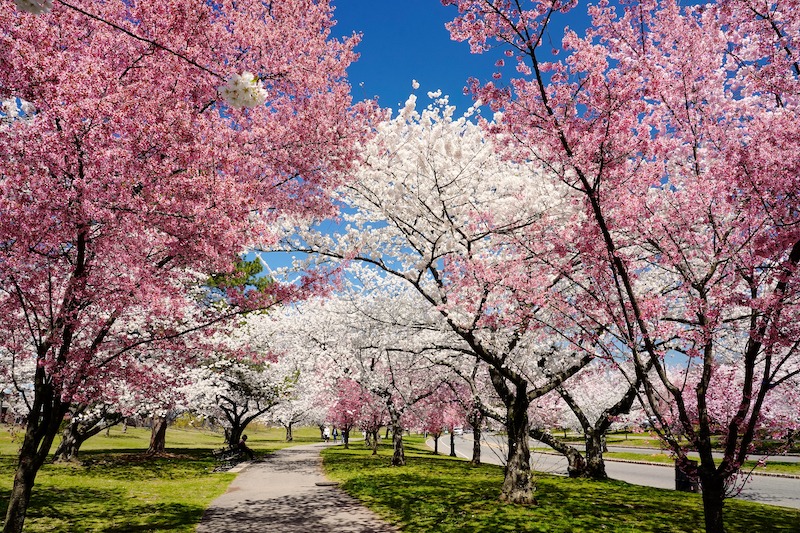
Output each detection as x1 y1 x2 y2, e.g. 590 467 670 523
197 442 397 533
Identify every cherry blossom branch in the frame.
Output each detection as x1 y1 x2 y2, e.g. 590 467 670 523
55 0 224 80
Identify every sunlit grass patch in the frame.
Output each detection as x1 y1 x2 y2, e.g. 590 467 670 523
322 436 800 533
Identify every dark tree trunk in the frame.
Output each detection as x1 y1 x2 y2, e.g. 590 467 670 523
342 428 350 449
699 468 726 533
3 374 69 533
449 431 457 457
584 429 608 480
228 423 245 447
432 432 441 455
489 367 536 505
468 409 483 465
501 387 535 504
52 418 83 463
391 424 405 466
147 416 168 454
529 427 587 478
52 409 121 462
370 429 380 455
284 422 294 442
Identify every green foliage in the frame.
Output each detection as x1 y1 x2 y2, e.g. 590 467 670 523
321 436 800 533
207 257 273 293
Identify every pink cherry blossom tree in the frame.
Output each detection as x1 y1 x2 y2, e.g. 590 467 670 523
328 378 368 449
0 1 367 530
443 1 800 530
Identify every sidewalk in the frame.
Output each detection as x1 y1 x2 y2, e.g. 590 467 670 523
197 442 397 533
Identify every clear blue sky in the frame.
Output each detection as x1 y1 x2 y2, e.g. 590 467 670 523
331 1 590 114
331 0 500 113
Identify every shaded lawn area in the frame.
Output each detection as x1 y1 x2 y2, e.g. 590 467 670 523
0 448 233 533
322 437 800 533
0 424 324 532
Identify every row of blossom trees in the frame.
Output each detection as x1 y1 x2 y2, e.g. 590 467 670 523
274 33 800 530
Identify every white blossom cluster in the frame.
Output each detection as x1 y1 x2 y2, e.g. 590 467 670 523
218 71 268 109
2 98 35 123
14 0 52 15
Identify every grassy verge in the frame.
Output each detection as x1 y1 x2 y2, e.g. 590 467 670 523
322 436 800 533
0 423 323 532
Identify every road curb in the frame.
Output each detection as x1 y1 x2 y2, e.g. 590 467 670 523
536 451 800 479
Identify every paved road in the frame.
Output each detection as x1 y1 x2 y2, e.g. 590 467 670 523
433 435 800 510
604 444 800 464
197 443 396 533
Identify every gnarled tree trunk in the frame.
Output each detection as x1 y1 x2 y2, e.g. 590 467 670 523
369 429 380 455
52 407 121 462
584 429 608 480
529 427 587 478
501 388 535 504
147 416 168 455
489 368 536 504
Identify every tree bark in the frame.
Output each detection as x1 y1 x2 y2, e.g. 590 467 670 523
3 375 69 533
468 409 483 465
584 429 608 480
369 429 379 455
284 422 294 442
342 428 350 449
699 467 726 533
228 423 244 448
529 427 587 478
489 368 536 504
501 390 535 504
432 432 441 455
147 416 168 454
52 419 83 463
449 431 457 457
52 408 121 462
391 425 405 466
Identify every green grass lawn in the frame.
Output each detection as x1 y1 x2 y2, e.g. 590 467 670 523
0 423 323 532
322 436 800 533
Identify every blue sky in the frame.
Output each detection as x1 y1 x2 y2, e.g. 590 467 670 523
332 0 494 113
331 1 591 114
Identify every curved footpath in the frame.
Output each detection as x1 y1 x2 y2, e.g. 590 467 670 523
197 442 397 533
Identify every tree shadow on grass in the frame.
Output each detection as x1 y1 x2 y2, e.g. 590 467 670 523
1 486 204 532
